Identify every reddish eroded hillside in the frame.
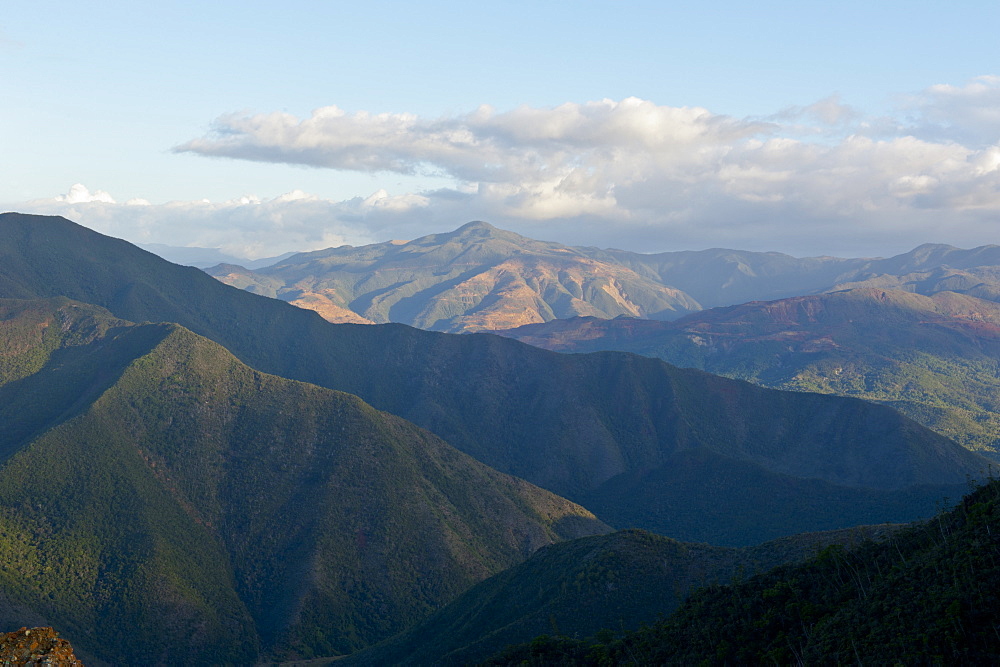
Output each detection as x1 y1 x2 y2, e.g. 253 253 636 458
0 627 83 666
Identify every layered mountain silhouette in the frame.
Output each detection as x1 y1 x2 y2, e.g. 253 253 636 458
3 212 999 663
484 477 1000 664
585 241 1000 310
206 220 1000 332
0 296 607 663
345 524 903 666
496 288 1000 457
0 213 988 549
138 242 294 270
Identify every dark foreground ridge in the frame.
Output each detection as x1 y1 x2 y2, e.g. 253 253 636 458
484 477 1000 664
344 525 904 665
0 296 607 663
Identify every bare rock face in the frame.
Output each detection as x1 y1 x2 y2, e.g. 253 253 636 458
0 627 83 666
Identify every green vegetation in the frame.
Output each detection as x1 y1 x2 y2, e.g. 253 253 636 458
576 448 967 546
0 213 987 547
0 296 608 663
484 477 1000 664
499 288 1000 457
2 216 999 662
346 525 902 665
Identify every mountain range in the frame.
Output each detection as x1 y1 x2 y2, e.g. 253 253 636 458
0 211 994 662
495 288 1000 458
204 221 1000 458
206 221 701 329
0 213 983 545
205 220 1000 332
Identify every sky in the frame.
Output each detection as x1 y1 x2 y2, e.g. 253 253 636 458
3 1 999 259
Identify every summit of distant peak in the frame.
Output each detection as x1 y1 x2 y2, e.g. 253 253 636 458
455 220 498 232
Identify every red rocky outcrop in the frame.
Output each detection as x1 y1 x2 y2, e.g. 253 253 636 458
0 627 83 666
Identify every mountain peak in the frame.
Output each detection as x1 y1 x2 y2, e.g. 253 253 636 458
910 242 959 252
414 219 536 251
455 220 499 233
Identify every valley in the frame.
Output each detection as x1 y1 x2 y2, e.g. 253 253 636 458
0 212 996 663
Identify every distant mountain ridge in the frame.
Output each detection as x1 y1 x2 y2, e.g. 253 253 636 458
138 242 294 269
587 241 1000 310
0 213 986 549
495 288 1000 457
204 221 1000 332
207 221 703 331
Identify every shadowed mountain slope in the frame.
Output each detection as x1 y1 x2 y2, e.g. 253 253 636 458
495 288 1000 456
0 297 608 664
486 477 1000 665
345 525 904 666
0 213 988 546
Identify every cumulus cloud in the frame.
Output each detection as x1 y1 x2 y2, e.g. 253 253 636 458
56 183 116 204
14 77 1000 258
176 98 770 189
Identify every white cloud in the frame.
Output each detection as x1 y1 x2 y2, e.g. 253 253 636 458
361 189 430 212
173 84 1000 234
16 187 402 259
13 77 1000 258
895 75 1000 148
56 183 116 204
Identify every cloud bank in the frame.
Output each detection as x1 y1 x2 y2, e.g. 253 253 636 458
15 77 1000 258
16 186 405 259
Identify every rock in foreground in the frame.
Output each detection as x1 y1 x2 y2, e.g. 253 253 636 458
0 627 83 666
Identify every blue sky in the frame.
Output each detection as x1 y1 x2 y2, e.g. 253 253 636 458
3 1 999 258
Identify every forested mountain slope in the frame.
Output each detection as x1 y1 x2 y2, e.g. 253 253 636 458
486 477 1000 664
496 288 1000 456
347 524 903 666
0 296 607 663
0 213 987 546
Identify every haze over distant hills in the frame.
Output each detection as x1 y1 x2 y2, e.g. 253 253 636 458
205 220 1000 333
203 218 1000 458
2 212 998 663
0 213 983 549
138 242 294 269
